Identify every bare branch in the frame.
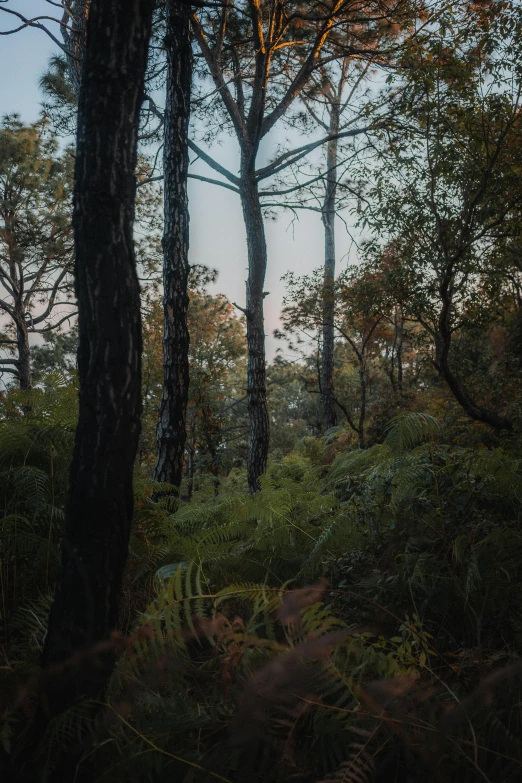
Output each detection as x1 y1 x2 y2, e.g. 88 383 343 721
256 126 370 181
0 297 15 317
0 5 70 53
31 268 71 324
137 175 164 188
189 173 240 193
188 139 239 185
232 301 248 316
32 310 78 333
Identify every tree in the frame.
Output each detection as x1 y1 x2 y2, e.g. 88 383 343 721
20 1 196 493
40 0 154 720
300 58 373 431
141 268 247 489
0 1 90 95
0 117 75 390
335 264 391 447
361 2 522 432
189 0 400 490
185 283 247 491
31 324 78 379
153 0 193 490
282 263 391 447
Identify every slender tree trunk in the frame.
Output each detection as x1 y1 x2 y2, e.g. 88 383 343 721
41 0 154 715
187 426 195 500
396 310 404 393
15 317 31 391
358 357 366 449
240 153 269 493
153 0 192 488
321 103 340 432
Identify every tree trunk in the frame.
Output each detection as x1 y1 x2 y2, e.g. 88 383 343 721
15 317 31 391
187 426 195 500
358 357 367 449
41 0 154 715
240 153 269 493
153 0 192 488
435 281 512 432
436 342 512 432
396 310 404 393
321 102 340 432
62 0 91 94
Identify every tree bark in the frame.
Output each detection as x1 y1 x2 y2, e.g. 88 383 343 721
321 101 340 432
358 356 367 449
15 316 31 391
435 340 513 432
396 309 404 393
435 278 512 432
240 152 270 493
62 0 91 94
153 0 192 488
41 0 154 714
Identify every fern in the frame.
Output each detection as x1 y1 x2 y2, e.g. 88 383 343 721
384 412 441 454
317 741 375 783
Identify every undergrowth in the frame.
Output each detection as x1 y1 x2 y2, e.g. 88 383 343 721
1 395 522 781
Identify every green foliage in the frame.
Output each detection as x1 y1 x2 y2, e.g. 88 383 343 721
2 388 522 781
0 375 76 642
94 564 426 783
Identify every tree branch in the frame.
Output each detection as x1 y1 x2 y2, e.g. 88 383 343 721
261 0 345 138
188 139 239 185
306 387 359 433
191 11 247 139
31 268 70 324
32 310 78 333
0 5 70 53
188 173 240 193
256 126 370 181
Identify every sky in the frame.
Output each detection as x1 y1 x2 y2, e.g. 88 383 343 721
0 1 358 361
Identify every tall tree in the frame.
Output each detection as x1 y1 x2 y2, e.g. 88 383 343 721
300 58 371 431
41 0 154 717
142 272 247 490
190 0 393 490
0 117 75 390
153 0 193 489
281 264 389 448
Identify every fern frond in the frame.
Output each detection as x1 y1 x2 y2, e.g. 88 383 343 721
385 412 441 454
317 741 375 783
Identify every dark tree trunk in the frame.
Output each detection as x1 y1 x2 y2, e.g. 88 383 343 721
435 279 512 433
396 310 404 392
15 317 31 391
153 0 192 488
388 307 404 394
41 0 154 715
240 153 270 493
321 102 340 432
435 342 513 432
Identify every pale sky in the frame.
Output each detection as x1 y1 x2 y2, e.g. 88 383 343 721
0 1 358 361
